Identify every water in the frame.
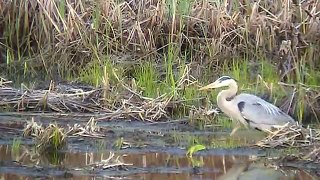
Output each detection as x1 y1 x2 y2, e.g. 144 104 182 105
0 114 317 179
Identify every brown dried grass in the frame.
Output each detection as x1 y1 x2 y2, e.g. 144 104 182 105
0 79 171 121
256 123 320 148
1 0 320 122
256 122 320 164
1 0 319 70
23 117 107 153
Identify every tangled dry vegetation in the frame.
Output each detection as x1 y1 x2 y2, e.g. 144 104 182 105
256 123 320 148
0 76 175 121
256 123 320 163
21 117 131 169
0 0 320 121
23 117 106 152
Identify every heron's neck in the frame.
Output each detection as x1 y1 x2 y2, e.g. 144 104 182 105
217 82 238 108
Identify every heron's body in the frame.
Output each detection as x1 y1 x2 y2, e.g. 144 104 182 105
200 76 295 135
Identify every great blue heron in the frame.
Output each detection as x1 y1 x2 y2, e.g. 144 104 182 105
199 76 295 135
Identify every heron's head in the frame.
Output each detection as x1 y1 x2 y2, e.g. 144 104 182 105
199 76 236 90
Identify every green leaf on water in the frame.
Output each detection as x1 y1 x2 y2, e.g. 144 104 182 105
186 144 206 157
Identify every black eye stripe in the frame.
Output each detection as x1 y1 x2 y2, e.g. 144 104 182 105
218 76 232 82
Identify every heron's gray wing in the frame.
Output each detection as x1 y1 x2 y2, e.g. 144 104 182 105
235 94 295 128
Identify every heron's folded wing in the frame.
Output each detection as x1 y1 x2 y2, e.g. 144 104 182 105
237 99 294 126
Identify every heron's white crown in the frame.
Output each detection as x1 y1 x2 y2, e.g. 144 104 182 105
200 76 237 90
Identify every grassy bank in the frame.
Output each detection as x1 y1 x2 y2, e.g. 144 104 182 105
0 0 319 124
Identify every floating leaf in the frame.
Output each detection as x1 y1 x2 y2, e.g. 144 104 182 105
186 144 206 157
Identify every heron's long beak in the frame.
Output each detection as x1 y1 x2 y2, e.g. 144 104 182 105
199 81 219 90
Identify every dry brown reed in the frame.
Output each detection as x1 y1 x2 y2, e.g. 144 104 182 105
256 123 320 148
23 117 105 152
0 0 319 73
255 123 320 163
0 79 171 121
1 0 320 121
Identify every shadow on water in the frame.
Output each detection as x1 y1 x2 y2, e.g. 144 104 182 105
0 114 317 179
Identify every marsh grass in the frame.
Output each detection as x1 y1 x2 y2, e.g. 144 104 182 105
215 117 233 129
211 137 242 149
183 133 242 149
22 117 107 155
1 0 320 124
113 137 125 150
134 62 160 97
11 138 21 154
78 60 104 87
23 121 67 153
78 57 124 87
95 139 106 152
39 123 66 153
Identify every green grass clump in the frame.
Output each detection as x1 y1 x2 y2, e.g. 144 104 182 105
113 137 125 150
11 138 21 154
78 60 103 87
52 127 64 150
215 117 233 129
78 57 123 87
36 123 66 153
95 139 106 152
134 62 160 97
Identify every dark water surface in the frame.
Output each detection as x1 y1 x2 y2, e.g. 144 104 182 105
0 113 317 179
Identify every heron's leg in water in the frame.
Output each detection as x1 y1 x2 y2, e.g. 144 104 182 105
230 121 241 136
230 125 240 136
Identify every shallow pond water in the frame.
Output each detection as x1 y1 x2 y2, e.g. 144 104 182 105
0 113 318 179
